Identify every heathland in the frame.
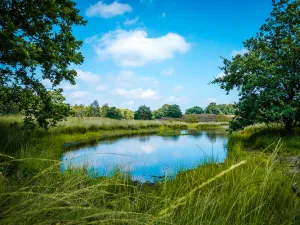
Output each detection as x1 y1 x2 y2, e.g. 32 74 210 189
0 116 300 224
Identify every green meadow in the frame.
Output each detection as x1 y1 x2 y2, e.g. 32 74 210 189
1 116 300 224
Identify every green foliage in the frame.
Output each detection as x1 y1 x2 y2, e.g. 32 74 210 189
90 100 100 117
153 104 170 119
100 104 110 117
205 102 222 114
183 114 199 123
185 106 204 114
134 105 152 120
120 109 134 120
212 0 300 131
166 104 182 118
106 107 122 120
0 0 86 129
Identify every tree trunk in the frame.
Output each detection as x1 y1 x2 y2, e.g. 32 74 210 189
285 119 293 132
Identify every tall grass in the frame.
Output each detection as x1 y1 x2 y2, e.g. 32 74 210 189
1 145 299 224
0 117 300 224
228 123 300 155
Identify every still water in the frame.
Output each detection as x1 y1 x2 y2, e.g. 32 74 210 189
61 130 228 182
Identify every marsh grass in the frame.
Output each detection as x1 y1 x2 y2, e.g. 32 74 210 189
229 124 300 155
1 117 300 224
1 144 300 224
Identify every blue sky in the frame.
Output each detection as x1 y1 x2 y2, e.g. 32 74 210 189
52 0 273 111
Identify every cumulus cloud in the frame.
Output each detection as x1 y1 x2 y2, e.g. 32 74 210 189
85 35 98 44
126 100 135 106
207 97 216 102
173 85 183 92
94 29 191 67
41 79 52 88
216 72 225 78
96 84 108 91
61 83 80 90
75 69 101 83
161 67 175 76
231 48 248 57
115 88 159 99
116 70 159 88
123 16 139 26
164 96 186 103
86 1 132 18
70 91 88 99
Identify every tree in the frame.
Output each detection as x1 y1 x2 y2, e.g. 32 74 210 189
106 107 122 120
212 0 300 131
205 102 222 115
71 104 85 117
185 106 204 114
100 104 110 117
153 104 170 119
120 109 134 120
134 105 152 120
0 0 86 129
166 104 182 118
90 100 100 117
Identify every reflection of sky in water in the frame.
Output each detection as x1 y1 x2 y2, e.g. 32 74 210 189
60 130 228 182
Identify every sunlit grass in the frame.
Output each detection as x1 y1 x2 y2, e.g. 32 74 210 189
1 117 300 224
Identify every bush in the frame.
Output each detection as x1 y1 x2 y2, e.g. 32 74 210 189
183 114 199 123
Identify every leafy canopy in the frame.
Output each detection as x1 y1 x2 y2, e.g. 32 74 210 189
0 0 86 129
90 100 100 117
106 107 123 120
134 105 152 120
166 104 182 118
212 0 300 131
185 106 204 114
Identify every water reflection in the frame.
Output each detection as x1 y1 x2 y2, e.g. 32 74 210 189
61 130 228 182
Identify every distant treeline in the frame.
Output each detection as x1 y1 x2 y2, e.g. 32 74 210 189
0 99 236 121
70 101 236 120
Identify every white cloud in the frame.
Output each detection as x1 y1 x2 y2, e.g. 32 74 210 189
123 16 139 26
207 97 216 102
116 70 159 88
164 96 186 103
85 35 98 44
161 12 166 18
231 48 248 57
61 83 80 90
115 88 159 99
96 84 108 91
161 67 175 76
173 85 183 92
94 29 191 67
70 91 88 99
75 69 101 83
126 100 135 106
41 79 52 87
216 72 225 78
86 1 132 18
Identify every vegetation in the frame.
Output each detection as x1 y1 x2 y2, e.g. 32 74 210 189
185 106 204 114
0 116 299 224
134 105 153 120
106 107 123 120
166 104 182 118
212 0 300 131
0 0 86 129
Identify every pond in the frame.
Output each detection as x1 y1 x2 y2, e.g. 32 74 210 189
60 130 228 183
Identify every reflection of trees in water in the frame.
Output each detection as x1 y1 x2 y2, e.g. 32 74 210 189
187 130 204 139
139 136 151 143
204 130 228 144
162 135 180 142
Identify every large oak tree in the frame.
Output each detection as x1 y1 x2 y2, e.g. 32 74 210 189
212 0 300 131
0 0 86 129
